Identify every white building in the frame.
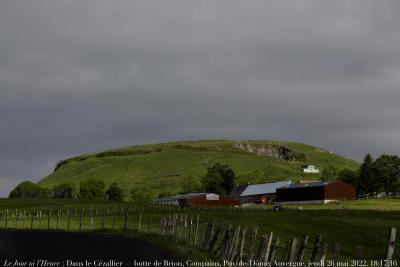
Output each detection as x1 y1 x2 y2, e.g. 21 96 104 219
303 165 320 174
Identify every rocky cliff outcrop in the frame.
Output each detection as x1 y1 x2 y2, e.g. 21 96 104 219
233 143 305 161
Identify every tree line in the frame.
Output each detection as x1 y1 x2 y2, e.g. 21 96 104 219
338 154 400 196
9 163 236 202
9 179 126 201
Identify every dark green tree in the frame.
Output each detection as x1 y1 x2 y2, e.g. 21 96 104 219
359 154 377 195
320 165 338 181
106 182 124 201
201 163 236 196
53 182 77 198
79 179 105 199
202 172 225 195
373 155 400 193
9 181 41 198
338 168 360 190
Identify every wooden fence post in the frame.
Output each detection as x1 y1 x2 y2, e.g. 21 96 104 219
202 220 214 250
248 225 258 263
79 211 83 231
385 227 396 267
209 226 222 252
333 241 341 266
263 233 274 263
21 212 24 229
287 238 298 262
215 224 231 259
355 246 363 267
268 237 280 265
56 210 60 230
67 209 71 231
221 224 232 260
15 211 18 229
5 209 8 228
194 214 199 245
30 213 34 229
200 223 207 248
147 215 151 233
138 213 142 233
47 211 51 231
124 212 128 232
189 215 193 244
38 211 42 229
89 213 94 229
237 227 247 263
183 214 187 241
101 213 105 229
319 241 328 265
229 226 241 262
309 234 322 264
296 235 309 262
172 213 178 235
160 218 164 235
257 235 267 261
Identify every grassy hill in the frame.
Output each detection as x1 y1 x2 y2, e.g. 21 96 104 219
38 140 359 198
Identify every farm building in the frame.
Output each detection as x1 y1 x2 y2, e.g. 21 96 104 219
152 193 239 207
276 180 356 204
302 165 320 173
231 181 292 205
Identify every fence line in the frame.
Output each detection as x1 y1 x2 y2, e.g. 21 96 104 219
0 207 397 266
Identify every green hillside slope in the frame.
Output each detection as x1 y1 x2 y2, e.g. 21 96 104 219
38 140 359 198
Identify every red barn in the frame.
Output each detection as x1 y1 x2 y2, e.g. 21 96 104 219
276 180 356 204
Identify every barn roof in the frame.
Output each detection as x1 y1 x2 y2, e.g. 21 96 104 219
278 180 336 189
240 181 292 197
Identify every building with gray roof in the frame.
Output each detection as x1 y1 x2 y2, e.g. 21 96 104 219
231 180 292 205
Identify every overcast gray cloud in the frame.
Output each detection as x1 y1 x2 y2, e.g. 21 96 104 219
1 1 400 196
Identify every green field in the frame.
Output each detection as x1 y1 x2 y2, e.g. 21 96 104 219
274 199 400 211
0 199 398 262
38 140 359 198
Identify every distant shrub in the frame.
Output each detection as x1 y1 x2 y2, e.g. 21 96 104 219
79 179 105 199
202 163 236 196
9 181 42 198
130 187 152 202
105 182 124 201
53 182 77 198
39 187 52 198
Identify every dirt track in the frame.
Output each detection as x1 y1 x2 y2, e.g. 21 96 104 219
0 231 179 266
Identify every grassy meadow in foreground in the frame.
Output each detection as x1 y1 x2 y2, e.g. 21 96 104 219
0 198 399 261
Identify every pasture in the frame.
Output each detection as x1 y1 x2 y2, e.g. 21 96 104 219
0 198 398 263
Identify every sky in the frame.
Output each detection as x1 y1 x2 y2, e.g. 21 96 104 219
1 1 400 197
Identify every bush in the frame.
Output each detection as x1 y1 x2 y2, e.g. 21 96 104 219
39 188 52 198
130 187 152 202
201 163 236 196
105 182 124 201
53 182 77 198
9 181 42 198
79 179 105 199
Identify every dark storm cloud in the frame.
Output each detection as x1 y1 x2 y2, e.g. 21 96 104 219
1 1 400 196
